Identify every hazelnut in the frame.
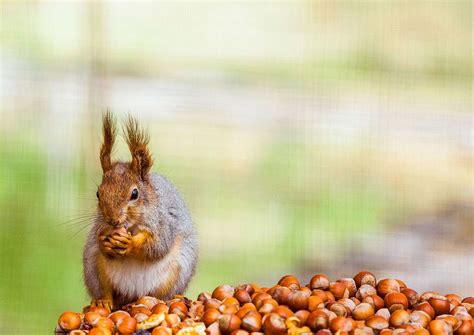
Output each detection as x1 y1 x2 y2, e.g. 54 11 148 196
205 298 223 311
435 315 457 329
198 292 212 303
85 311 102 327
213 285 235 301
130 305 152 317
222 297 240 307
230 330 250 335
307 295 324 312
376 279 400 297
203 308 222 327
206 321 222 335
329 282 350 300
338 298 356 312
267 286 291 305
356 285 377 300
410 310 431 328
309 274 330 290
258 299 278 315
241 310 262 332
384 292 409 312
287 290 309 311
152 326 173 335
117 316 137 335
363 294 385 311
151 303 169 315
294 310 310 326
89 328 112 335
414 301 436 320
352 303 375 321
455 320 473 335
236 303 257 319
234 289 252 305
354 271 377 288
133 312 149 323
58 312 82 332
219 303 239 315
414 329 430 335
137 296 160 310
429 295 451 316
329 316 354 333
429 319 452 335
462 297 474 304
88 306 110 317
253 293 272 309
218 314 242 334
401 288 420 307
365 315 389 331
273 306 294 319
108 310 131 325
328 302 349 317
169 301 188 319
389 310 410 327
285 316 301 329
164 313 181 327
375 308 391 320
277 275 300 290
420 291 439 302
262 313 286 335
337 278 357 297
306 310 329 331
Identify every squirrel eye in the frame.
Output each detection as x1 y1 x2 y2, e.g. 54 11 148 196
96 191 100 199
130 188 139 200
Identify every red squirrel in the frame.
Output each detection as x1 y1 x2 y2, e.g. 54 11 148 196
83 113 198 311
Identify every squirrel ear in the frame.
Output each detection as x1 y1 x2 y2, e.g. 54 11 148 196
125 115 153 180
100 110 117 173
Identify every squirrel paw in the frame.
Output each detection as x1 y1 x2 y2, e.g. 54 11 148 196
105 230 132 256
91 299 113 312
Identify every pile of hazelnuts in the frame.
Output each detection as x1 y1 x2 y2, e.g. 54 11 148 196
56 271 474 335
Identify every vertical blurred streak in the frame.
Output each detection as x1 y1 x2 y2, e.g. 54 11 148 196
84 1 105 172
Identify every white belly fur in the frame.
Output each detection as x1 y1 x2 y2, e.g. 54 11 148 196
105 252 177 299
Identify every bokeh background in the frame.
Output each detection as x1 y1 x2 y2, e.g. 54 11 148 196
0 1 472 334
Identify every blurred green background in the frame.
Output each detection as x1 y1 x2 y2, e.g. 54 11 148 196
0 1 472 334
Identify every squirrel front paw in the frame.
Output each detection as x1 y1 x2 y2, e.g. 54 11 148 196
99 230 132 257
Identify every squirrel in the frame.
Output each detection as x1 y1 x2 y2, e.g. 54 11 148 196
83 112 198 312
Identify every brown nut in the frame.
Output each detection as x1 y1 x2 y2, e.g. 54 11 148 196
384 292 409 312
329 282 350 300
337 278 357 297
329 316 354 333
151 303 169 315
365 315 389 331
352 303 375 321
307 295 324 312
236 303 258 319
389 310 410 327
307 309 329 331
455 320 473 335
277 275 301 290
152 326 173 335
287 290 309 311
376 279 400 297
294 310 310 327
356 285 378 300
429 295 451 316
401 288 419 307
267 286 291 305
263 313 287 335
363 295 385 311
429 319 452 335
213 285 235 301
354 271 377 288
137 296 160 310
241 310 262 333
218 314 242 334
234 289 252 305
414 301 436 320
58 311 82 332
85 311 102 327
203 308 222 327
309 274 330 290
409 310 431 328
117 316 137 335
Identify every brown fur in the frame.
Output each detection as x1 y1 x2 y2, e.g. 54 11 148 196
84 114 198 311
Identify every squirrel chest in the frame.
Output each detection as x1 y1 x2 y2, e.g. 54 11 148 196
104 236 182 299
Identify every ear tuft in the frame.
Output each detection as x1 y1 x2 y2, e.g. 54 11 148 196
124 115 153 180
100 110 117 172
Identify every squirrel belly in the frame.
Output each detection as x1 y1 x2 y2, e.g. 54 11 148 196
105 234 185 301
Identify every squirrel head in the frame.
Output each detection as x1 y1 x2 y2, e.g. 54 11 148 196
96 112 155 227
